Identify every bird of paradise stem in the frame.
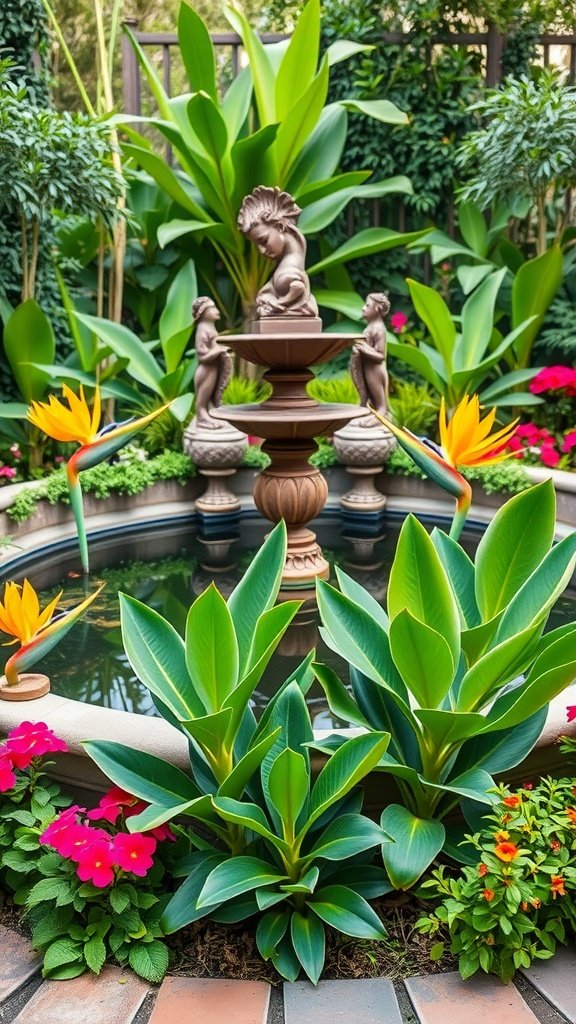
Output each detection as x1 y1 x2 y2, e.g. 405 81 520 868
28 385 170 573
372 395 518 540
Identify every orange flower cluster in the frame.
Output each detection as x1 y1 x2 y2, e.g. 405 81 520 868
494 841 520 862
502 795 521 808
483 888 495 902
566 808 576 824
550 876 566 899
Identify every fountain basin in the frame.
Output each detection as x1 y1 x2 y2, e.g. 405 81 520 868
212 403 363 439
220 332 359 369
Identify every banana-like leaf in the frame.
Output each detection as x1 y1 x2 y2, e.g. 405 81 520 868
178 2 217 100
74 313 162 393
431 529 480 630
341 98 408 125
267 748 309 836
83 740 200 807
212 796 289 854
307 227 431 275
456 621 543 713
299 176 412 234
256 908 290 960
225 5 275 125
495 531 576 643
161 853 227 932
307 814 387 862
185 583 239 713
228 521 287 676
276 58 330 181
309 885 387 938
406 278 455 370
197 856 289 909
291 909 325 984
303 732 390 836
274 0 320 119
512 245 563 367
4 300 55 404
381 805 445 889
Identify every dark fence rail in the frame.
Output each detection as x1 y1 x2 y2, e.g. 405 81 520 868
121 22 576 116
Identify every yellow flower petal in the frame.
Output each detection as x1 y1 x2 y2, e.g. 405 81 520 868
440 395 518 470
27 386 101 446
0 580 63 645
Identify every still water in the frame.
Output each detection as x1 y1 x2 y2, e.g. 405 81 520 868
3 515 575 726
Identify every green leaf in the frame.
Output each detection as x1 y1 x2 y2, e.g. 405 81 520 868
83 740 200 808
124 27 172 119
305 732 389 833
109 888 130 915
387 515 460 668
456 622 542 712
451 707 547 778
406 278 455 369
275 0 319 119
475 481 555 620
386 338 444 391
161 854 226 932
123 143 207 218
281 867 320 894
128 940 169 983
286 105 347 194
268 748 309 836
178 3 217 100
314 289 363 320
197 857 289 908
222 68 253 142
309 885 387 938
456 263 493 295
83 936 106 975
186 92 229 165
158 259 196 372
211 796 288 853
431 530 480 629
495 531 576 643
185 583 239 712
308 813 386 861
458 203 488 255
341 98 408 125
4 300 55 403
218 728 281 800
119 594 204 720
299 176 412 234
381 805 445 889
256 908 290 960
389 611 455 708
43 938 83 973
228 521 287 676
512 245 563 366
276 58 329 180
291 910 325 984
225 5 275 125
230 124 278 210
325 40 373 65
308 228 430 275
271 933 301 982
455 268 507 371
312 662 371 730
75 314 161 394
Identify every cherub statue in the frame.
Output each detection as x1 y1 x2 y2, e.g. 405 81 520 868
237 186 318 319
350 292 391 426
192 296 232 429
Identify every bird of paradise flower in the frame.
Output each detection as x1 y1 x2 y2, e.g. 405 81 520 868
373 395 518 540
28 385 170 572
0 578 103 688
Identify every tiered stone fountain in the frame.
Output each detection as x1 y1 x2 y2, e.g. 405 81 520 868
210 186 368 588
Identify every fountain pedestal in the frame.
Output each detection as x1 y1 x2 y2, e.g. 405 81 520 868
212 331 366 588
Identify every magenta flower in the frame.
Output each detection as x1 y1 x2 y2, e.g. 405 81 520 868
6 721 67 769
0 466 16 479
40 806 85 848
86 786 142 824
0 751 16 792
389 311 408 334
562 430 576 454
113 832 157 877
150 823 177 843
76 839 116 888
567 706 576 723
530 366 576 395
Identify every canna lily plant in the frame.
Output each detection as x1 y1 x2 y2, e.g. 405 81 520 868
315 479 576 889
0 579 102 688
374 394 518 539
28 384 169 573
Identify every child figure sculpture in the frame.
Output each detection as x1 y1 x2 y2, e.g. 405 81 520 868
350 292 391 426
192 297 232 429
237 186 318 320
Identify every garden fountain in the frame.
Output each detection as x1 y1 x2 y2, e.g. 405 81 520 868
210 186 369 588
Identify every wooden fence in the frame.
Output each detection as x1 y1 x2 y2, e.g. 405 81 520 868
121 22 576 116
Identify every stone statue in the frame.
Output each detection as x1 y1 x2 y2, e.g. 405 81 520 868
350 292 391 425
192 296 232 429
237 186 319 320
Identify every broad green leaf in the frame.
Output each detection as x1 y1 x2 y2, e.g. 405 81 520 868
387 515 460 668
182 708 233 765
276 58 329 180
291 910 325 984
458 202 488 255
218 728 280 800
275 0 319 119
456 263 493 295
280 866 320 894
313 662 371 730
456 622 542 712
414 708 485 746
159 259 196 372
221 67 253 142
231 124 279 209
286 104 347 194
268 749 309 837
261 684 313 828
4 300 55 403
461 611 504 665
341 98 408 125
406 278 455 369
479 368 539 400
450 707 547 778
296 171 371 204
186 92 229 164
83 741 199 808
123 143 207 218
455 268 507 370
197 856 289 908
495 532 576 643
228 521 287 675
475 481 555 620
512 245 563 366
271 933 301 982
381 805 445 889
212 797 288 853
185 583 239 712
389 611 455 708
75 314 161 393
119 594 204 719
178 3 217 99
431 529 480 629
335 566 389 630
299 176 412 234
127 796 213 833
55 269 97 372
317 582 407 701
386 339 445 391
326 40 374 65
161 853 226 932
305 732 389 833
225 6 275 125
256 908 290 960
156 218 223 248
307 813 386 862
308 228 430 275
309 885 387 938
325 866 393 899
423 767 496 805
314 289 364 320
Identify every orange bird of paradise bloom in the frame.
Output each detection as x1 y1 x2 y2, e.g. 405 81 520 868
372 394 518 540
28 385 170 573
0 579 103 687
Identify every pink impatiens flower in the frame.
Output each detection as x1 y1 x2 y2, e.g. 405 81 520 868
530 365 576 395
87 786 143 824
389 311 408 334
76 839 116 888
567 706 576 723
562 430 576 454
0 751 16 792
113 832 157 877
6 721 67 769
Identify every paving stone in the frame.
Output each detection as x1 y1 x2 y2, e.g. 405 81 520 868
0 924 41 1002
147 977 271 1024
283 979 402 1024
522 945 576 1022
405 971 539 1024
10 965 149 1024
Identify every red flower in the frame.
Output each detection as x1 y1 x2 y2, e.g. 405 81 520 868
502 795 521 808
550 839 562 851
113 832 156 877
531 898 541 909
389 311 408 334
86 786 142 824
540 442 560 468
494 841 520 862
521 781 533 791
0 751 16 792
567 706 576 723
76 839 116 888
562 430 576 453
530 366 576 395
478 863 488 877
550 875 566 898
6 721 66 769
483 888 495 902
150 823 177 843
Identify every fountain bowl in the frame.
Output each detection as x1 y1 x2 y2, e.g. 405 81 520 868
220 332 358 370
